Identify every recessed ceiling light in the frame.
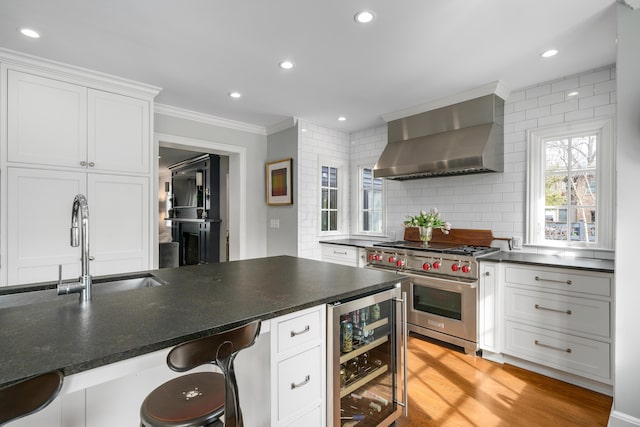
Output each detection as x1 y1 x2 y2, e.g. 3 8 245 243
228 92 242 99
354 10 375 24
279 60 295 70
541 49 558 58
18 27 40 38
338 116 347 122
567 91 579 97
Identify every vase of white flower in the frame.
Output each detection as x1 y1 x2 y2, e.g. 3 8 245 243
404 208 451 246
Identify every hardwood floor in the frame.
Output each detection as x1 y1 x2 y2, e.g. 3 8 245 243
394 335 613 427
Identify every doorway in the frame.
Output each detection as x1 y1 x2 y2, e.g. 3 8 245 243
154 133 247 267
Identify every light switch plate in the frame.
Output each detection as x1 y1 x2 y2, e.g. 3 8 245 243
512 236 522 250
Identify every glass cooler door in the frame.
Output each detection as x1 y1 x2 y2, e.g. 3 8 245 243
327 285 407 426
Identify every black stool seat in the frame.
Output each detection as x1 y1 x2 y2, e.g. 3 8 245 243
141 372 224 426
0 371 63 426
140 320 261 427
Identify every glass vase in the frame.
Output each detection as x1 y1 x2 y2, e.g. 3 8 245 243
419 226 433 246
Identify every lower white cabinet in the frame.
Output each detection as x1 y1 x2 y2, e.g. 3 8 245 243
321 243 366 267
271 304 326 427
482 261 614 392
6 167 149 285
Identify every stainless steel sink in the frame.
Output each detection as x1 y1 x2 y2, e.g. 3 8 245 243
0 275 165 309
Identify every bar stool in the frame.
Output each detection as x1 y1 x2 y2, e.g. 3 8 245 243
141 320 261 427
0 371 64 426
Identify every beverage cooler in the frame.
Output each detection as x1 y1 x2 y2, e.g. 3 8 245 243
327 285 408 426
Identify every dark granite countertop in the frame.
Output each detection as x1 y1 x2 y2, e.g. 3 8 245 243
0 256 402 388
479 251 614 273
319 238 384 248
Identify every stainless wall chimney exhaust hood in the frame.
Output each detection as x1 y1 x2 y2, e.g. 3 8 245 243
374 93 505 180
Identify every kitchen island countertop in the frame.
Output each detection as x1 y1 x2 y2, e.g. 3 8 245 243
0 255 402 388
480 251 614 273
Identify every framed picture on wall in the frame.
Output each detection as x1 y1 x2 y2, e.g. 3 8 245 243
266 158 293 205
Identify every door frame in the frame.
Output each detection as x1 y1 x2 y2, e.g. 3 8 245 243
153 133 247 265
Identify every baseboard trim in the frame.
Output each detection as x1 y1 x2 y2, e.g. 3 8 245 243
609 409 640 427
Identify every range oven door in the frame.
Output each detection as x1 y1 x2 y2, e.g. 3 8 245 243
403 273 478 353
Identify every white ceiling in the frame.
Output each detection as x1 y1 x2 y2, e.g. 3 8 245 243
0 0 617 133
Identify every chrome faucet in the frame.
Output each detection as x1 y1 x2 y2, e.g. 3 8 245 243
57 194 92 302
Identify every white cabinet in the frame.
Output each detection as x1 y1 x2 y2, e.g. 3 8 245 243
7 70 150 174
7 168 149 285
271 305 326 427
478 262 500 353
500 264 613 387
321 243 366 267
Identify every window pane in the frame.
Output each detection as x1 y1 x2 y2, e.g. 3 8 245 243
322 188 328 209
372 211 382 233
329 211 337 231
362 211 371 231
363 189 371 210
329 189 337 209
329 167 337 187
571 135 597 170
571 173 596 206
321 166 328 187
373 191 382 209
321 211 328 232
545 175 567 206
546 139 569 172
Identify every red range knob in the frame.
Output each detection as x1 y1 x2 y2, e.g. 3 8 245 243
368 253 375 261
388 256 396 263
422 262 431 271
375 254 382 261
433 261 441 269
462 264 471 273
396 259 404 267
451 263 460 272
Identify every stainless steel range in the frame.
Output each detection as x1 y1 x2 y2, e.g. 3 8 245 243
366 241 499 354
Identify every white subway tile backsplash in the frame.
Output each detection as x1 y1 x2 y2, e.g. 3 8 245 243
342 66 615 259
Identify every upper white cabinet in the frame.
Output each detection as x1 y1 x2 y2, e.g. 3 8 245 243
8 71 88 168
7 70 150 174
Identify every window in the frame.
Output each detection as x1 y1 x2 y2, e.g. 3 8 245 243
321 165 339 232
358 166 384 234
527 118 614 249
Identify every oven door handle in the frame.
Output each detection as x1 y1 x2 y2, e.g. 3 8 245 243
402 271 478 289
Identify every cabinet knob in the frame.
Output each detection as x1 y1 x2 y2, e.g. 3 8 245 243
80 161 87 166
484 271 491 276
88 162 95 167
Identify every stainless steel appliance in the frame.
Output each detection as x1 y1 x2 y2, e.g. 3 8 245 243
366 241 499 354
327 286 408 426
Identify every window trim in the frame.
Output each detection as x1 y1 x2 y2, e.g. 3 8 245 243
526 117 615 249
318 156 346 236
355 164 386 236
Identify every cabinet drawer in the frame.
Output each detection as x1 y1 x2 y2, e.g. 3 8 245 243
321 244 359 267
276 308 322 354
504 321 611 382
505 266 611 297
504 287 610 338
277 346 322 422
281 405 322 427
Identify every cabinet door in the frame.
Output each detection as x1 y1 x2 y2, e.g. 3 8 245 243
7 168 86 285
88 89 150 174
8 71 88 168
88 174 149 276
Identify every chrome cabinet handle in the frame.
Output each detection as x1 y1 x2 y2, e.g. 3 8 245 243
290 325 310 337
535 276 572 285
535 304 571 315
290 375 310 389
333 250 347 255
535 340 572 353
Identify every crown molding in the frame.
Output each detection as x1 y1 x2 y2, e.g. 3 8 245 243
0 47 161 99
621 0 640 9
266 117 298 135
381 80 510 123
154 103 267 135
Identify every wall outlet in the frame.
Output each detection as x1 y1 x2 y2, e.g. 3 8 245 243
512 236 522 250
